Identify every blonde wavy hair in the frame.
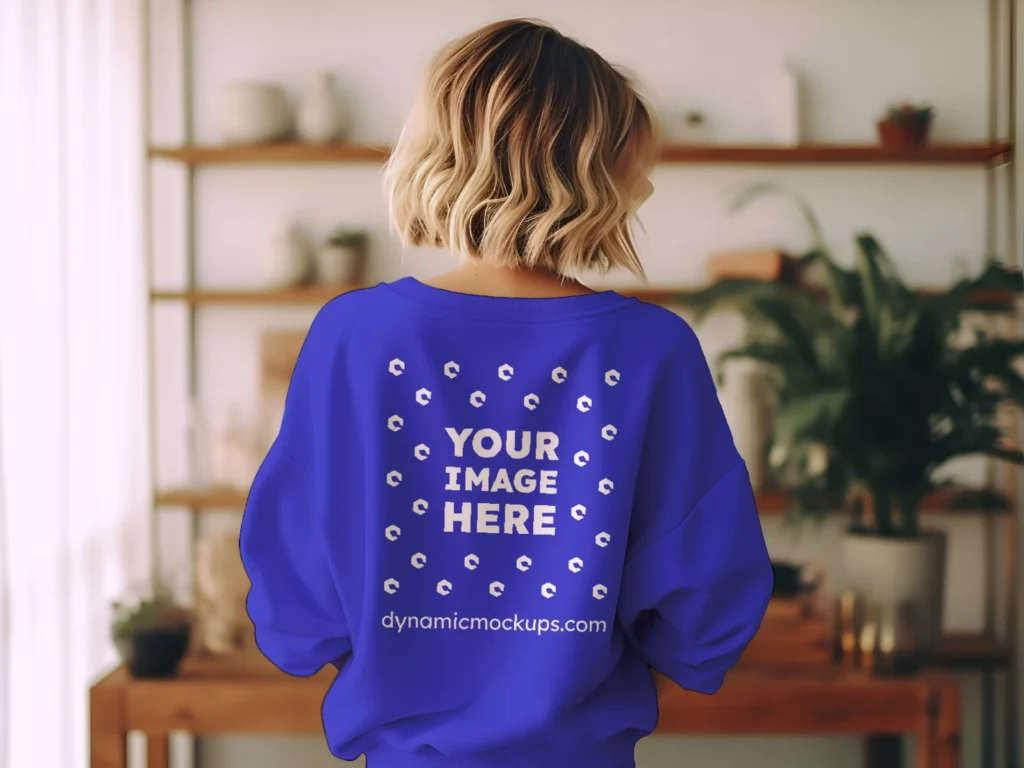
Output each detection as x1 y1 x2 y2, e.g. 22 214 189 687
384 19 659 278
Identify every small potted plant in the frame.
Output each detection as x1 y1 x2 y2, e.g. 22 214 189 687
316 227 369 285
111 580 193 678
877 103 934 148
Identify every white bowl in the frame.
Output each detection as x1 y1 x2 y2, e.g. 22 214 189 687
216 82 293 144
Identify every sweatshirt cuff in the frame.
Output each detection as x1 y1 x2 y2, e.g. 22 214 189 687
672 665 729 695
647 628 741 695
253 628 328 678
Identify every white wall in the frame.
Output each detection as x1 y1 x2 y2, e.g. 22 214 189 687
145 1 1014 766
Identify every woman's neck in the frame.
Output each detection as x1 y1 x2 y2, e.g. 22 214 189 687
421 258 594 299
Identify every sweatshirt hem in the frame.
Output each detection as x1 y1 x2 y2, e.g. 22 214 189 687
364 734 639 767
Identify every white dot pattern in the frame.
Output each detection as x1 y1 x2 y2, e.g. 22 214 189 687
382 357 620 600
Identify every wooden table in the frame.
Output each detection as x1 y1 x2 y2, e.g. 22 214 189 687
655 668 960 768
90 655 960 768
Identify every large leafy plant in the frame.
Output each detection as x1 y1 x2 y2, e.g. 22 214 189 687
686 185 1024 537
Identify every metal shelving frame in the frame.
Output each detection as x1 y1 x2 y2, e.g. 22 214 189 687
140 1 1020 765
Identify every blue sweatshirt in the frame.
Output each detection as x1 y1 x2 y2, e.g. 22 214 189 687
240 276 773 768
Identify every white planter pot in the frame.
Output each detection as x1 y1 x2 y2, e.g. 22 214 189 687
216 82 293 145
841 530 947 654
208 410 261 491
317 244 366 284
719 359 767 490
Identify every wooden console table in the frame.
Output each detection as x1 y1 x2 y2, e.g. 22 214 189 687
90 655 960 768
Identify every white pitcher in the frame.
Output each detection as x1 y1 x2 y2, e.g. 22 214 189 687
297 71 346 144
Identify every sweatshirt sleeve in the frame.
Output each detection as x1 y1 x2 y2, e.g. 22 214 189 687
618 321 773 695
239 309 352 677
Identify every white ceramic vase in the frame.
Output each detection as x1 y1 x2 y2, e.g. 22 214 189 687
841 530 947 654
259 393 286 454
216 82 292 144
195 527 251 655
262 225 314 287
764 61 801 147
317 244 367 284
297 72 346 144
186 402 213 488
209 410 262 491
719 359 767 490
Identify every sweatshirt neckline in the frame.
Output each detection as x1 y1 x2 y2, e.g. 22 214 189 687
383 277 634 322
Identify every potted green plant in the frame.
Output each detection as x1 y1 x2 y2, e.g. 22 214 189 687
111 580 193 678
877 103 934 148
317 227 370 285
684 184 1023 656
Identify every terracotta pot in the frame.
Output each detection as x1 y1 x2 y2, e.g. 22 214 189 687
877 118 931 148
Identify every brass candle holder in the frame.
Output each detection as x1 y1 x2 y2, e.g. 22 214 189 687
836 591 921 676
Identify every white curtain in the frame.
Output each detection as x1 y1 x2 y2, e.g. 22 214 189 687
0 2 151 767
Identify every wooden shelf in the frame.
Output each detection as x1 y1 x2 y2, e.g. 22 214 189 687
151 285 367 305
149 142 1013 167
150 284 1017 312
156 485 1010 516
756 486 1012 516
157 487 249 509
149 143 389 164
150 285 688 306
660 143 1012 165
